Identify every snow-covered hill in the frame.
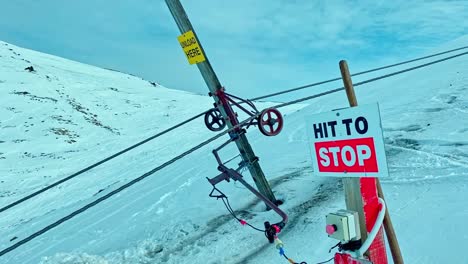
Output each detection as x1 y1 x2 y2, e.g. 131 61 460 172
0 39 211 198
0 34 467 264
0 40 304 263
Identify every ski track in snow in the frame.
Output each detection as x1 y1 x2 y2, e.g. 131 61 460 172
233 178 341 264
139 167 322 263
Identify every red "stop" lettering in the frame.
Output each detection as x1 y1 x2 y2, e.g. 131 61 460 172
314 137 378 173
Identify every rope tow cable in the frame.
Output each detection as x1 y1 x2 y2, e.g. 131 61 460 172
275 50 468 108
0 115 259 257
2 46 467 214
249 45 468 101
1 47 468 257
0 110 208 214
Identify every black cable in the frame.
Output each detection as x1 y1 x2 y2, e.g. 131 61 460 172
282 252 307 264
282 252 334 264
328 242 341 253
249 45 468 101
316 257 334 264
221 196 265 233
0 110 208 214
0 114 263 257
351 45 468 76
4 46 466 215
275 50 468 108
353 50 468 88
275 87 345 109
222 199 242 222
2 47 467 257
222 198 237 217
0 123 229 257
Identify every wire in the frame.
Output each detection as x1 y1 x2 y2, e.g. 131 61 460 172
274 50 468 108
249 45 468 101
281 252 308 264
209 184 265 232
0 115 258 257
275 87 345 109
353 50 468 87
4 45 466 215
223 196 265 232
316 257 334 264
2 46 467 257
0 110 209 214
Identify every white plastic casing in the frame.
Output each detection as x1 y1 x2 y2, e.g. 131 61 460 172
326 210 360 242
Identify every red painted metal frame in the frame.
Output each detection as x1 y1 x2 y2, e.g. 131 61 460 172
207 136 288 242
361 178 387 263
215 88 240 128
215 88 283 137
334 253 372 264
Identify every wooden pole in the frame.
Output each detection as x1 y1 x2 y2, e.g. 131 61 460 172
339 61 368 243
165 0 277 204
340 61 367 241
339 60 388 263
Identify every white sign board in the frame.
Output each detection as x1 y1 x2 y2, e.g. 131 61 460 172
306 103 388 177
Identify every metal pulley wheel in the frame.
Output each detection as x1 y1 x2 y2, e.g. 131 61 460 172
204 108 226 131
258 108 283 136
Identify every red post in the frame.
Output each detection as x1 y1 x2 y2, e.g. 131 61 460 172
335 253 372 264
361 178 387 262
339 60 388 264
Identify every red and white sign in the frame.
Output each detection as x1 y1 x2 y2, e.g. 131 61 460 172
307 103 388 177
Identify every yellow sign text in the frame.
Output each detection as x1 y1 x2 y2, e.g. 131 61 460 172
177 30 206 65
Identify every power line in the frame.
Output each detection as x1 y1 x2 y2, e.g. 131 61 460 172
1 49 467 257
0 110 208 214
250 45 468 101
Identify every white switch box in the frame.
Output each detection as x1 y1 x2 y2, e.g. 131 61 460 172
326 210 360 242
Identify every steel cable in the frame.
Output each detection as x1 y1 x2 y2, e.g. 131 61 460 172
0 115 259 257
3 46 466 214
275 50 468 108
0 110 209 214
250 45 468 101
1 47 467 257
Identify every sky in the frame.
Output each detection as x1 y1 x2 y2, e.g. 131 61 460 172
0 0 467 99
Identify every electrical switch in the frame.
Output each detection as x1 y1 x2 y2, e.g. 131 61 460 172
325 210 360 243
326 224 337 235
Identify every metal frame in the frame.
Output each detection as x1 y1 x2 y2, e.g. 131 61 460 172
166 0 277 204
215 88 259 128
206 134 288 242
206 88 283 136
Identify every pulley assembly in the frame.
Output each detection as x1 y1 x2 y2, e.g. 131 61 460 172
203 89 283 136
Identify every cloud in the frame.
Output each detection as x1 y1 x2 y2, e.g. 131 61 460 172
0 0 467 99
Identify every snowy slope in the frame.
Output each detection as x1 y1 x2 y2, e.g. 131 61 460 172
0 39 215 200
0 34 467 264
0 41 304 263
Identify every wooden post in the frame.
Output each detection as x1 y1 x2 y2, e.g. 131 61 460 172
339 60 388 263
339 61 368 244
165 0 277 204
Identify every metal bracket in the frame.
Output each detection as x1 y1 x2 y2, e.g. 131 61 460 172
206 129 288 242
206 164 288 238
203 88 283 137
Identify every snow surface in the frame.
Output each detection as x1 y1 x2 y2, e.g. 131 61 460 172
0 34 467 264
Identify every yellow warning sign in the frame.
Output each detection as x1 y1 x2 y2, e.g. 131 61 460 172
177 30 206 65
